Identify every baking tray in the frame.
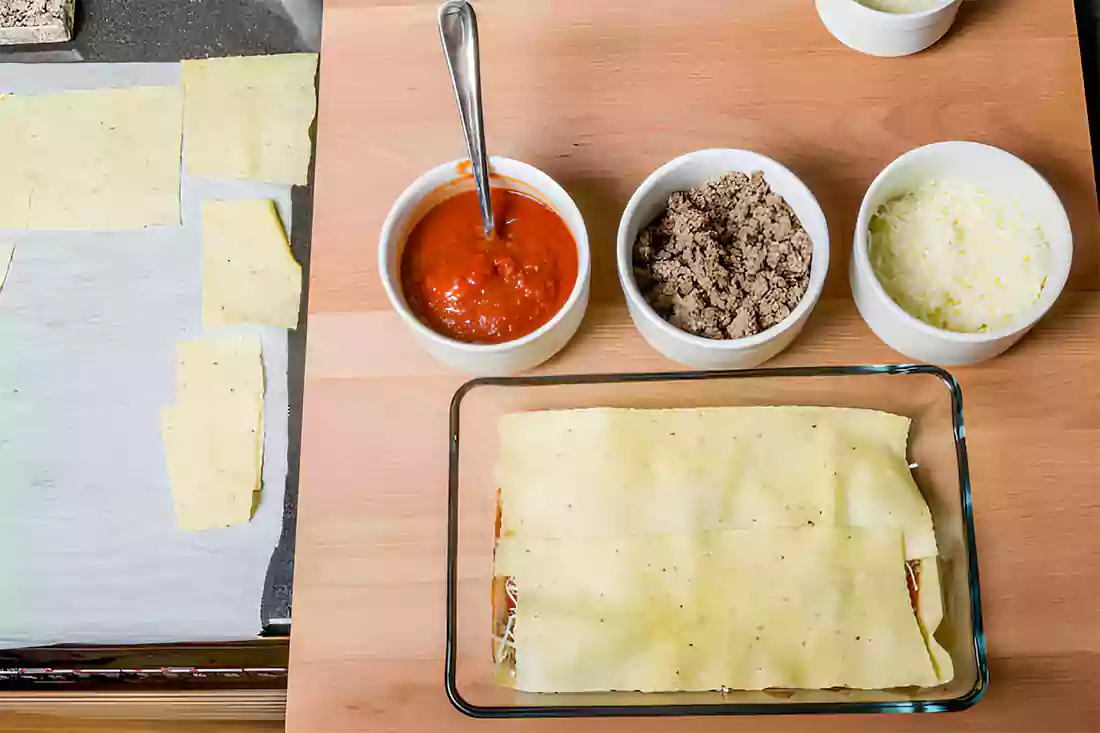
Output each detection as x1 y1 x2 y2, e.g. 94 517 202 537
0 131 313 700
0 640 288 691
0 2 306 716
446 364 988 717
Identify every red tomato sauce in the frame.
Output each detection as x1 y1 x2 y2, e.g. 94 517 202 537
493 488 517 622
401 187 578 344
906 559 920 612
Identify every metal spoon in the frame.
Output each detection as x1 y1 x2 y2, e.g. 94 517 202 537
438 0 495 239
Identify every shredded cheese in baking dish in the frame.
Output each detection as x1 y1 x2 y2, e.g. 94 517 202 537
868 181 1049 333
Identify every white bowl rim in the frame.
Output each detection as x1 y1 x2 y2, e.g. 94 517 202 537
853 140 1073 344
616 148 830 351
378 156 590 354
835 0 958 21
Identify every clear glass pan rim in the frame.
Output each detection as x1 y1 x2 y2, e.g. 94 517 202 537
445 364 989 718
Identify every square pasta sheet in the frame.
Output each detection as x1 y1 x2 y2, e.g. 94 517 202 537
0 85 182 229
182 54 318 185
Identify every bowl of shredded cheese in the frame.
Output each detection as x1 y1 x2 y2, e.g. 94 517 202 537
815 0 961 57
850 141 1072 365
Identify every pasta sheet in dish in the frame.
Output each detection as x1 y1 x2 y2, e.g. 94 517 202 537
492 407 952 693
498 527 946 692
497 407 936 559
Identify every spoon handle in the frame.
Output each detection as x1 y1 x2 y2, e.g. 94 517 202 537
438 0 495 239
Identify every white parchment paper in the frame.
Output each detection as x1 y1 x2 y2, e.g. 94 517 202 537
0 63 293 648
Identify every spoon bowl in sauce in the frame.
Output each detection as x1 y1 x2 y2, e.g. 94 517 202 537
379 157 590 375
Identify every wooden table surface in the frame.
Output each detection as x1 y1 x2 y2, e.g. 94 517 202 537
288 1 1100 731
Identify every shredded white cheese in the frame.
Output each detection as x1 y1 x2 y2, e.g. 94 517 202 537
856 0 948 12
868 181 1049 333
493 576 519 666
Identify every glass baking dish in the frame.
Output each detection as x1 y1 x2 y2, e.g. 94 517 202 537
445 365 987 717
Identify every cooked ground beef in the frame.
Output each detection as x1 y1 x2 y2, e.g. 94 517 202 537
633 171 813 340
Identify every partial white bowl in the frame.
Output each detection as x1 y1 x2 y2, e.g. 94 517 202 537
379 157 590 376
617 149 830 370
850 141 1072 365
815 0 961 57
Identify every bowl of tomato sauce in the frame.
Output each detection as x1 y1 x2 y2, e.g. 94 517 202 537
380 157 590 375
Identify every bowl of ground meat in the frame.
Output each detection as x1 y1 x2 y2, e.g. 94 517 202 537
617 149 829 369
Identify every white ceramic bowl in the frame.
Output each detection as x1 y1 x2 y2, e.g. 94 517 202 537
815 0 961 57
617 149 830 370
379 157 590 376
850 141 1072 365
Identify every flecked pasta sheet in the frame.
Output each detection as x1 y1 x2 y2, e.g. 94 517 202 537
162 333 266 532
182 54 318 185
493 406 951 692
0 86 182 229
496 407 937 559
496 527 943 692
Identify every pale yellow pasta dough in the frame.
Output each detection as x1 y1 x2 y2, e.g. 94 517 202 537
202 200 302 329
175 332 266 480
496 527 941 692
182 53 318 185
497 407 937 560
0 86 182 229
161 333 265 531
160 393 262 532
176 332 264 398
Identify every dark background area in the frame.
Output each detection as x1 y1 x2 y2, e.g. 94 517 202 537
0 0 319 60
1077 0 1100 195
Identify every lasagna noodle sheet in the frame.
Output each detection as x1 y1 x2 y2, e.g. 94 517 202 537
201 199 302 329
181 54 318 185
175 332 264 398
496 407 937 559
160 393 263 531
0 86 182 229
161 332 266 531
496 526 941 692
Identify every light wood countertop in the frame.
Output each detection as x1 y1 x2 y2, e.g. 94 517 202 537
289 1 1100 730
